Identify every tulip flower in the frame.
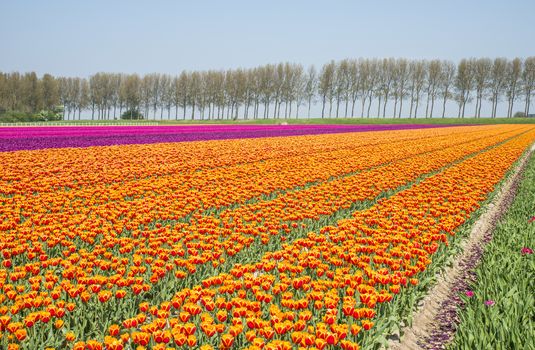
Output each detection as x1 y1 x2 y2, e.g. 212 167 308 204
521 247 533 255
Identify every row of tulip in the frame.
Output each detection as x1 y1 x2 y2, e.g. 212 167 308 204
0 126 513 242
2 127 487 241
1 126 524 326
0 124 451 152
83 128 533 350
1 125 534 349
2 126 468 195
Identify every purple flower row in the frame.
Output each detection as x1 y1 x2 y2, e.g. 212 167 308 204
0 124 458 152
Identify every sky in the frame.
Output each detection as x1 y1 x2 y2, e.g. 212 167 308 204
1 0 534 117
1 0 534 77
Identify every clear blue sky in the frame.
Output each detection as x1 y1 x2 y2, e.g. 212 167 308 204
1 0 534 77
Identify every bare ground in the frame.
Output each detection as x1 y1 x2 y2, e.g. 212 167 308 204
388 143 534 350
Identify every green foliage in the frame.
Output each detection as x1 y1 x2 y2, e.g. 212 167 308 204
37 108 63 121
449 154 535 349
514 111 526 118
0 107 63 122
120 109 144 120
0 110 46 122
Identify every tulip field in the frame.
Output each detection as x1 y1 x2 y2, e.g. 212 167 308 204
1 124 534 350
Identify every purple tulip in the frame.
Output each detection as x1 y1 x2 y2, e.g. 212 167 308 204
0 124 463 152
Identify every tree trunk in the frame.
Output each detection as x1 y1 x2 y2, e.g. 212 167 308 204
474 95 479 118
367 95 373 118
409 91 415 118
442 93 447 118
289 101 292 118
524 90 531 117
509 86 516 117
425 94 430 118
430 96 435 118
477 94 482 118
321 96 326 118
378 95 382 118
382 94 388 118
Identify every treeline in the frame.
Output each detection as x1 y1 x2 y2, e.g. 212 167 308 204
1 57 534 121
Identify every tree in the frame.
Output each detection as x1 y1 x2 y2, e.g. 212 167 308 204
505 58 522 118
77 78 90 119
522 56 535 116
408 60 426 118
439 61 456 118
472 58 492 118
259 64 275 119
41 74 59 112
303 65 317 118
123 74 141 119
393 59 409 118
140 75 152 120
159 74 173 119
319 61 335 118
487 58 507 118
380 58 395 118
425 60 441 118
176 71 190 120
149 73 161 119
334 59 350 118
25 72 43 113
189 71 201 120
364 59 378 118
455 59 474 118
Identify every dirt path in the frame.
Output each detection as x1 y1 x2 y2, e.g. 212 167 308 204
388 144 534 350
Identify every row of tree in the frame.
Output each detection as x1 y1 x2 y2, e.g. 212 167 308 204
1 57 534 120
